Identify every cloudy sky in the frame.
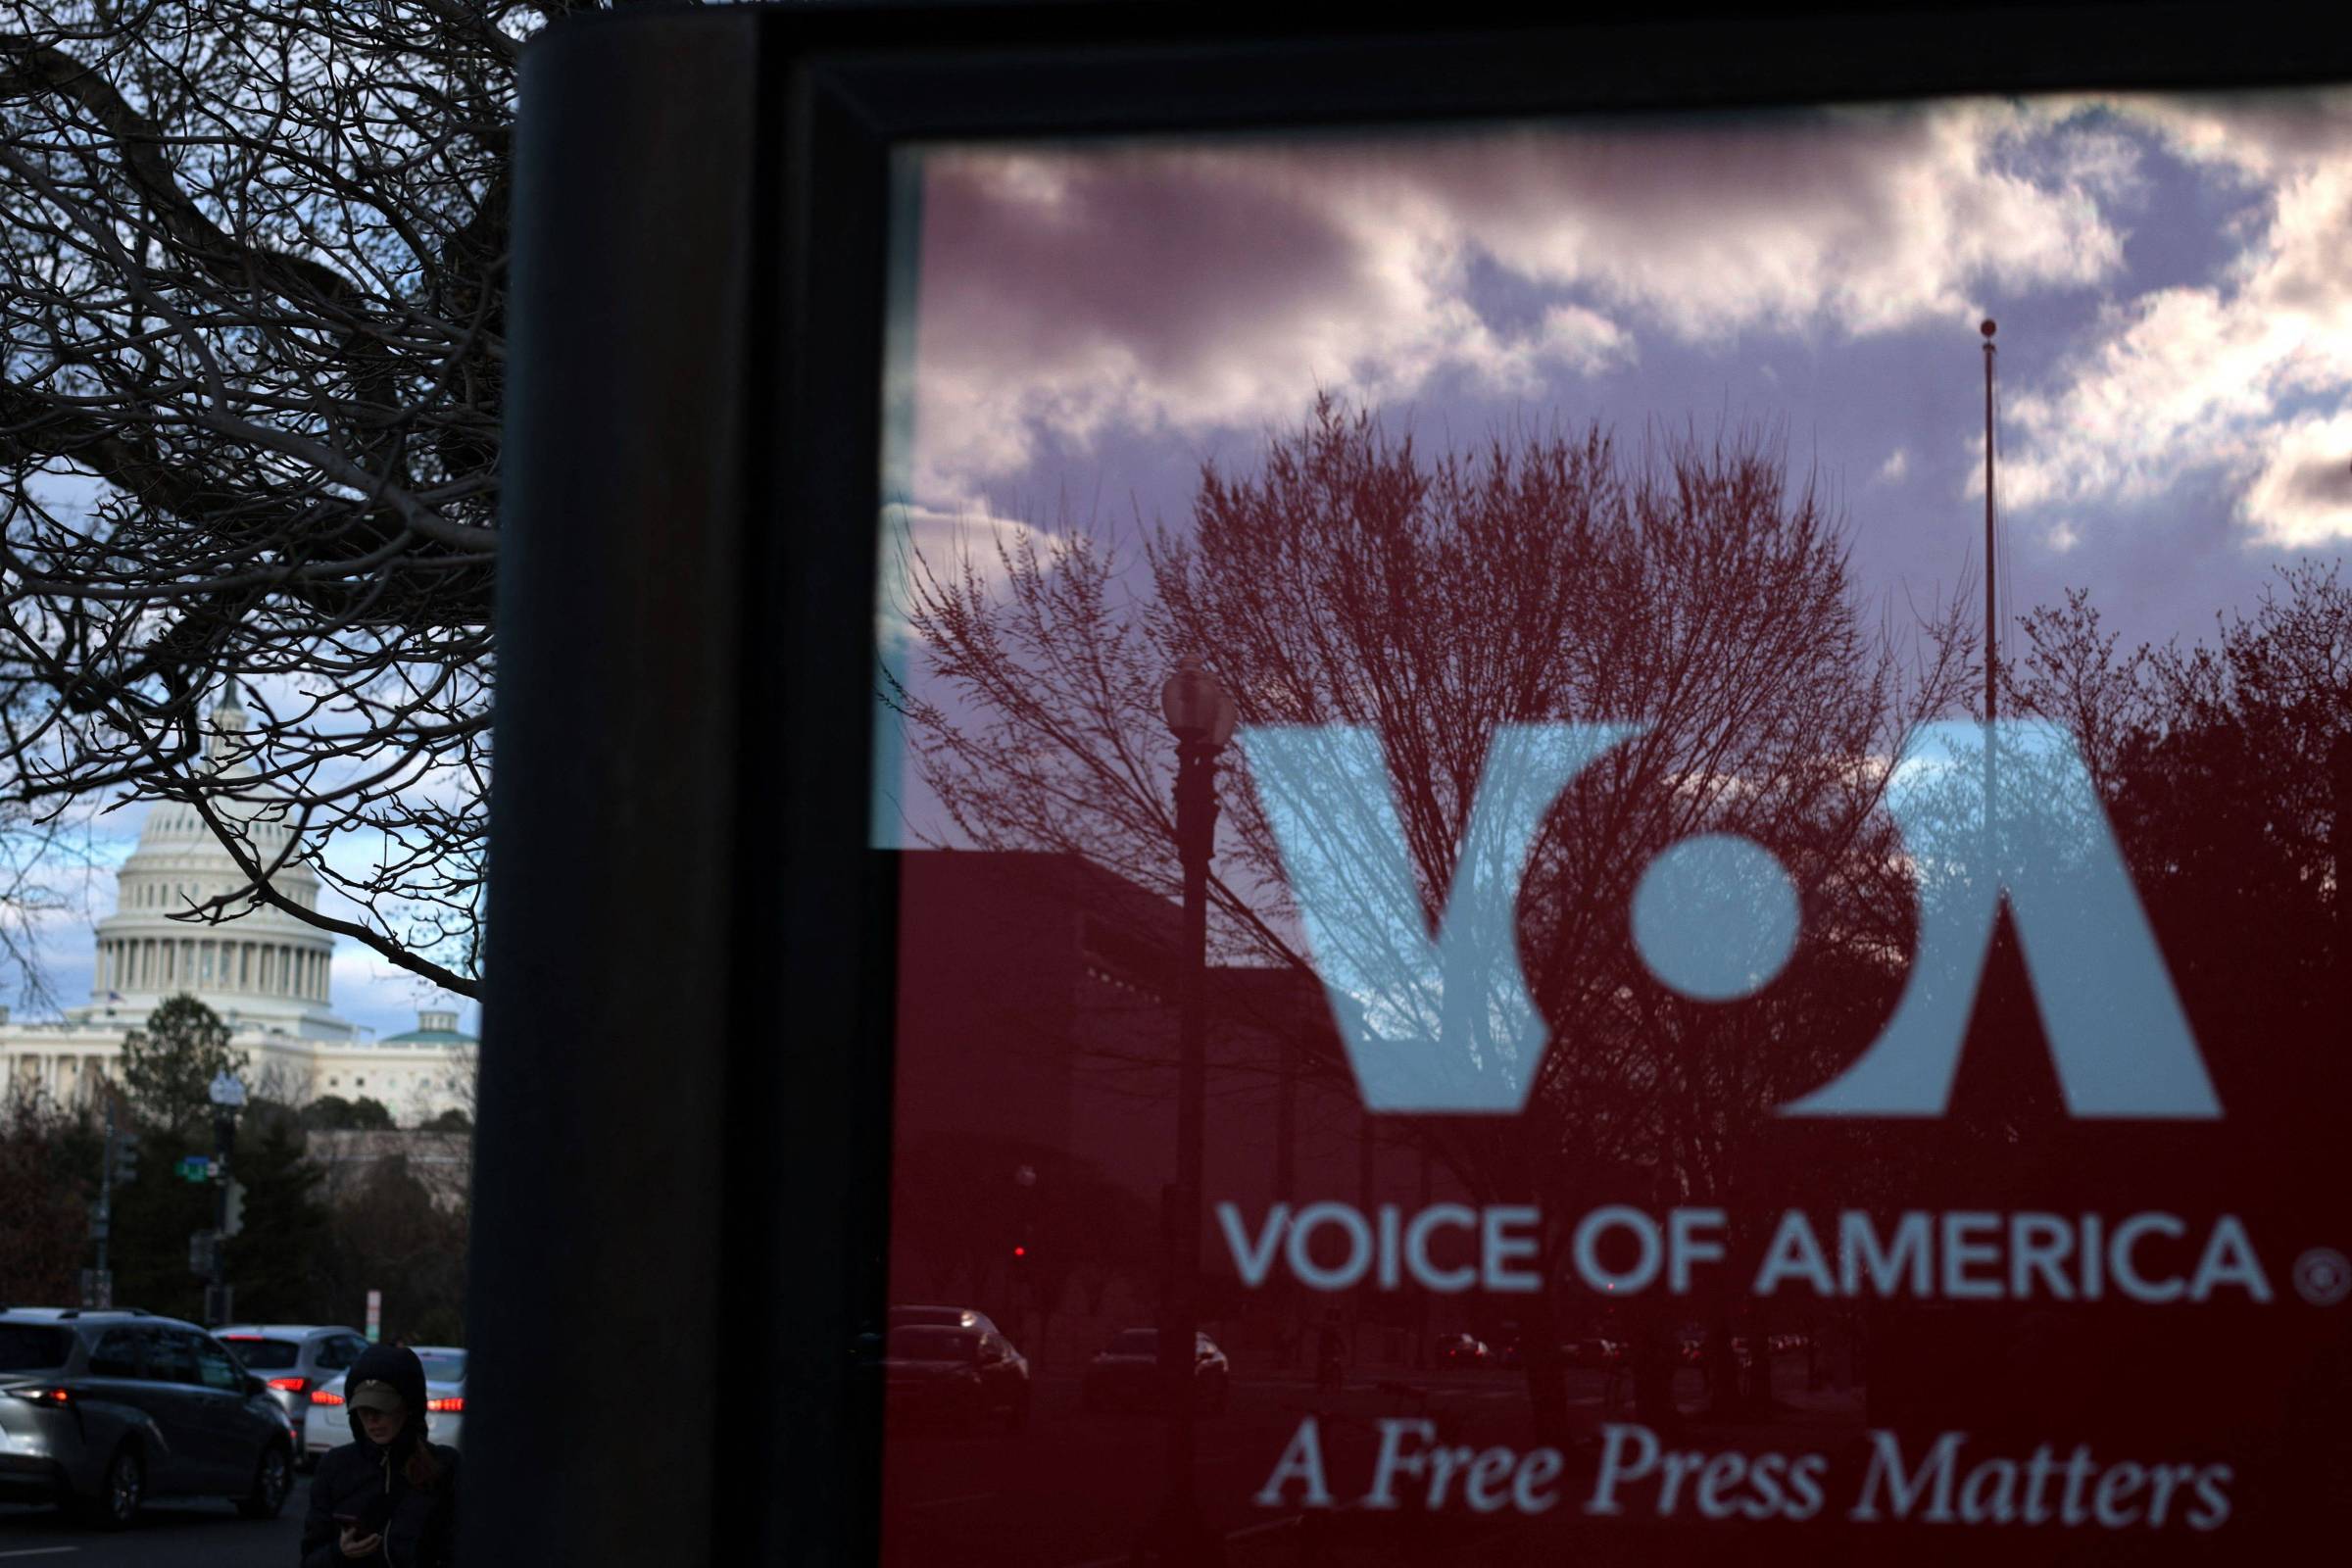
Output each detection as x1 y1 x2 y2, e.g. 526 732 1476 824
887 87 2352 710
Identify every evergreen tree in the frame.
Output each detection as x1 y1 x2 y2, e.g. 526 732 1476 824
118 995 248 1135
301 1094 396 1132
108 1121 210 1320
222 1119 338 1323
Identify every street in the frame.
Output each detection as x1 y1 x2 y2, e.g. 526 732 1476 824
0 1476 308 1567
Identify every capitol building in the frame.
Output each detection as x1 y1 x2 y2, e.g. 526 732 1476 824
0 687 474 1124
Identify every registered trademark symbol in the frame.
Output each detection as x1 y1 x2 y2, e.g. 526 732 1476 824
2292 1247 2351 1305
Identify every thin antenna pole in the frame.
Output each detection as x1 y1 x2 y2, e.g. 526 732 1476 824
1982 318 1998 721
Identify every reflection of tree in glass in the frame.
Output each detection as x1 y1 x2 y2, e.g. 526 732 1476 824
892 393 1974 1431
2006 566 2350 1152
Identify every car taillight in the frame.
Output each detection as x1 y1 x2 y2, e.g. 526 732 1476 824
7 1386 72 1408
426 1396 464 1414
312 1388 345 1406
268 1376 311 1395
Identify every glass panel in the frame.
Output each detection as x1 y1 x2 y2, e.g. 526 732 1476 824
221 1336 301 1371
88 1328 143 1379
0 1325 74 1373
191 1336 242 1392
875 88 2352 1564
143 1329 199 1387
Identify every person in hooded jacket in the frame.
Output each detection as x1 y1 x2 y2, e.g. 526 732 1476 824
300 1343 459 1567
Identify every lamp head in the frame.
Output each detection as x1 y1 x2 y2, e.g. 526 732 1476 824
1160 657 1237 750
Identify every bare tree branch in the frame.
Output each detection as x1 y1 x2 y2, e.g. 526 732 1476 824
0 1 567 995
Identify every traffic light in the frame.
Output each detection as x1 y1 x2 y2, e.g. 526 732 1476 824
223 1179 247 1238
109 1131 140 1186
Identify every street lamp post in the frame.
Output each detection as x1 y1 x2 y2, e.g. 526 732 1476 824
1012 1162 1038 1349
1145 657 1236 1567
207 1070 246 1326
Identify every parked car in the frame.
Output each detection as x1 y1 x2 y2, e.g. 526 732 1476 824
888 1304 1004 1336
307 1345 466 1458
1563 1338 1624 1368
0 1306 297 1530
216 1323 369 1466
1434 1333 1489 1367
1083 1329 1230 1414
883 1325 1031 1432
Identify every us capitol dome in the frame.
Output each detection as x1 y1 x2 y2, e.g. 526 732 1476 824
0 684 473 1123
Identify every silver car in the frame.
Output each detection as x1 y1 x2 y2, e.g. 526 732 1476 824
888 1304 1004 1335
305 1345 466 1457
215 1323 369 1465
0 1307 298 1529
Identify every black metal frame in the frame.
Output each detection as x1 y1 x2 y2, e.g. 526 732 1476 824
470 3 2352 1561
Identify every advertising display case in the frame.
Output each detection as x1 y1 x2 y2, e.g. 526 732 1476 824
476 4 2352 1562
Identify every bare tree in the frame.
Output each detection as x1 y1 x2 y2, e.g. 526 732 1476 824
898 396 1965 1129
0 1 568 997
2009 561 2349 904
893 393 1972 1429
0 801 90 1009
0 1086 98 1299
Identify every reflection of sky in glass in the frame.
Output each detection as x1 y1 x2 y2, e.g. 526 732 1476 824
879 91 2352 848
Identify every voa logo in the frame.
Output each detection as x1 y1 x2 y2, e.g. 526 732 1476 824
1238 719 2220 1120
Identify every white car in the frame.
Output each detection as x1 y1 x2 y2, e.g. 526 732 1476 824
305 1346 466 1457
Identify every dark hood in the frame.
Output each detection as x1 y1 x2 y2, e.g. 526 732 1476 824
345 1342 431 1449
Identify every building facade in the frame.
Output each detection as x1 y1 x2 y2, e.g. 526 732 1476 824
0 687 473 1125
889 849 1469 1371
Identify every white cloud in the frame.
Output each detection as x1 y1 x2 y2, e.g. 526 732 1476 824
911 100 2129 495
1446 102 2122 341
1996 102 2352 547
2099 91 2352 184
2238 412 2352 547
1878 447 1911 484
